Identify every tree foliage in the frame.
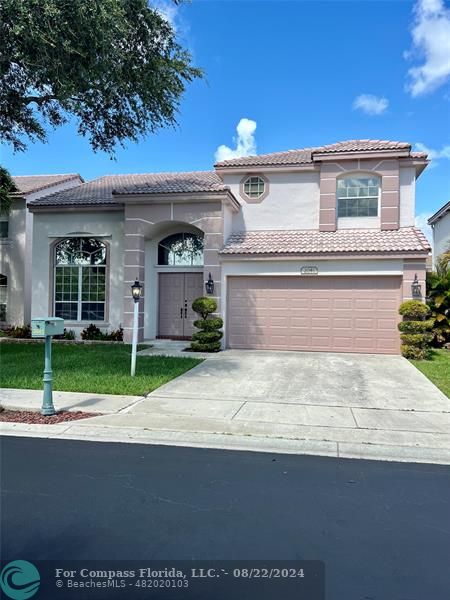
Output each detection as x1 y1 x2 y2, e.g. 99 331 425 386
0 0 202 154
0 166 18 214
427 251 450 346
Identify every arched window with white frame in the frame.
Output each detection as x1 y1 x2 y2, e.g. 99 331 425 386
337 174 380 218
54 238 107 321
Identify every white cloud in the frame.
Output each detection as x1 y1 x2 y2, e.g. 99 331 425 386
414 141 450 167
352 94 389 115
215 118 257 163
406 0 450 96
152 0 179 29
415 212 433 244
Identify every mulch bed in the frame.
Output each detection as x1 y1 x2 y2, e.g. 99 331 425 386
0 410 99 424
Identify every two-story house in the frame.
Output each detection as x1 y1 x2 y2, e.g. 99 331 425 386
26 139 430 354
0 174 83 326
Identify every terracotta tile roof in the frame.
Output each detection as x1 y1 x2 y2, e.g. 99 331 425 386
29 171 228 207
12 174 82 195
221 227 431 256
112 171 228 195
215 139 419 168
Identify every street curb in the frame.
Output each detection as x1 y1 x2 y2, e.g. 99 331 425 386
2 422 450 465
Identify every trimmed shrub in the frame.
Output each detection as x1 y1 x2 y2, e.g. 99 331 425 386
399 300 430 320
400 333 433 347
81 323 104 340
400 345 432 360
398 319 435 334
192 297 217 320
5 324 31 338
106 327 123 341
191 341 221 352
193 318 223 331
81 324 124 341
190 297 222 352
398 300 432 360
192 330 223 343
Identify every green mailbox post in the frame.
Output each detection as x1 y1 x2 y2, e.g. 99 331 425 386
31 317 64 415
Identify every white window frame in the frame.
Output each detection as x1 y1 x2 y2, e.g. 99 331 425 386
53 239 107 322
337 174 381 219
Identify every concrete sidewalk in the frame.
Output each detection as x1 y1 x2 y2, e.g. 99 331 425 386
0 388 143 414
1 350 449 465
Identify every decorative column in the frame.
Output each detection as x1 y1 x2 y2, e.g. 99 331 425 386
319 163 341 231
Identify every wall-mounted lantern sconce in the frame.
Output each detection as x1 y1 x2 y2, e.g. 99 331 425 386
205 273 214 295
411 273 422 298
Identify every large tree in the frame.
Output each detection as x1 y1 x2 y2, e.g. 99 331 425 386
0 166 17 214
0 0 202 154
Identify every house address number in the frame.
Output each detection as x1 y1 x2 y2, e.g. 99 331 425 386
300 266 319 275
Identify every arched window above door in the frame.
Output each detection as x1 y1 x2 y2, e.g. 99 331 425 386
158 233 204 266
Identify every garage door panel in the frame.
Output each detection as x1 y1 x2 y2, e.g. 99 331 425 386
228 276 401 355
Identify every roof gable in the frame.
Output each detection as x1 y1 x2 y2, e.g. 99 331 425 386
428 201 450 225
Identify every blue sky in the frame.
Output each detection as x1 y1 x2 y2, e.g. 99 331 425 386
1 0 449 235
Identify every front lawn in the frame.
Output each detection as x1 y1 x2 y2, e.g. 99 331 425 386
0 342 202 396
410 349 450 398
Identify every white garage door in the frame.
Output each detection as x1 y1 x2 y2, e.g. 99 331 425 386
227 276 402 355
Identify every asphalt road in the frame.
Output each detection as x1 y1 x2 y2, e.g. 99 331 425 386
1 436 449 599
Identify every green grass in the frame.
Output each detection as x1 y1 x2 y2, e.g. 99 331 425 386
410 349 450 398
0 342 202 396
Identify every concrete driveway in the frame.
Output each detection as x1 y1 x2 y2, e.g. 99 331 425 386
84 349 450 464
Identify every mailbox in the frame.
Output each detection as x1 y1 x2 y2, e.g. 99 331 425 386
31 317 64 338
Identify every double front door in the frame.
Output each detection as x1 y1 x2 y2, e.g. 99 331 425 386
158 272 204 339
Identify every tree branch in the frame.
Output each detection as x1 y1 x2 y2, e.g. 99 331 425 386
24 94 57 105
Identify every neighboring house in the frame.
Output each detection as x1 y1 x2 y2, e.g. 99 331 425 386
0 174 83 326
428 201 450 268
26 139 431 355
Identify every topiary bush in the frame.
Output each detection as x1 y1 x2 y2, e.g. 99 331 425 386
398 319 435 334
192 297 217 320
193 317 223 332
399 300 430 319
190 297 222 352
398 300 433 360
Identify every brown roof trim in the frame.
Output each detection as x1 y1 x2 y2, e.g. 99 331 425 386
428 201 450 225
